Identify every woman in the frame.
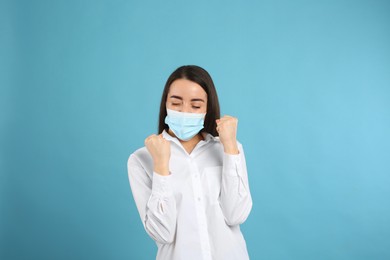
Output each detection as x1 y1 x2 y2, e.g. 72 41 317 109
127 65 252 260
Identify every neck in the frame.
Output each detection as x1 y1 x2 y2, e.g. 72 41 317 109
167 129 204 154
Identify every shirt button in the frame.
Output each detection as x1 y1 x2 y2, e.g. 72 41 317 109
198 197 201 201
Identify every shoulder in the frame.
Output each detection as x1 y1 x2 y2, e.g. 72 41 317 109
205 137 244 157
127 146 153 171
210 136 244 149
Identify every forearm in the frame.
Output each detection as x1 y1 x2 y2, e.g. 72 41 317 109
219 146 252 226
144 172 177 244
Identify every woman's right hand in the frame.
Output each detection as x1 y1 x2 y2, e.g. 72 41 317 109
145 134 171 176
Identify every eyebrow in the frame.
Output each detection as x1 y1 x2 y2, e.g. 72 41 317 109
169 95 205 102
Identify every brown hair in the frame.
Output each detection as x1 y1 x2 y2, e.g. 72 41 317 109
158 65 220 136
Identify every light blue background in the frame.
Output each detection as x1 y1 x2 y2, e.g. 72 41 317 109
1 0 390 259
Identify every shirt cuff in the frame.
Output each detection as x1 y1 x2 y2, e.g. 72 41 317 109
223 152 241 177
151 171 173 197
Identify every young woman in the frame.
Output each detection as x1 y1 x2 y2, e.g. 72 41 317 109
127 65 252 260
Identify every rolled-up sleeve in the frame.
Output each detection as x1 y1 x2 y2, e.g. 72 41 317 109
127 154 177 244
219 142 253 226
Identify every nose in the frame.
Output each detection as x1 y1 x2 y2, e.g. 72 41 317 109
181 103 192 113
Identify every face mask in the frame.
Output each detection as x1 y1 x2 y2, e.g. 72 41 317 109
164 108 206 141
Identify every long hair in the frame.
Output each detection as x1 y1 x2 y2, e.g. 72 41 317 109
158 65 220 136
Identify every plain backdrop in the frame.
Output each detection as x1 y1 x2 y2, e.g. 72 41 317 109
1 0 390 259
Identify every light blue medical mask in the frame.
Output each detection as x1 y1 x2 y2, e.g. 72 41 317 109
165 108 206 141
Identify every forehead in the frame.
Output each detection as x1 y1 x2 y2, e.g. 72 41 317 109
168 79 207 99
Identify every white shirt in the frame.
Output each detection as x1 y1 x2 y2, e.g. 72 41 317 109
127 129 253 260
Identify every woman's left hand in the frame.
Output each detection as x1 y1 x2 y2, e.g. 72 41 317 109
216 115 239 154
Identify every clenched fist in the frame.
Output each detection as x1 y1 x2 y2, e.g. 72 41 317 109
145 134 171 176
216 115 239 154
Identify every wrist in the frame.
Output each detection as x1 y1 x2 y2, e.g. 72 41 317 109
223 141 239 155
153 161 170 176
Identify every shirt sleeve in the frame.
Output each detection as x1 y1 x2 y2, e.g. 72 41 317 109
127 154 177 244
219 142 253 226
